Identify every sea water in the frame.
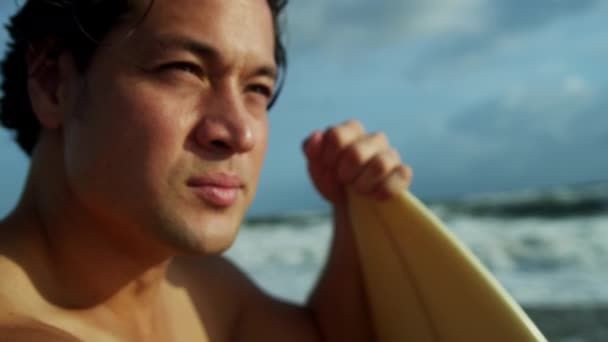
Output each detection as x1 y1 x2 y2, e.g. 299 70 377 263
226 182 608 306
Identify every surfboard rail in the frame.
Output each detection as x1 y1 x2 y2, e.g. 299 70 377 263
348 189 547 342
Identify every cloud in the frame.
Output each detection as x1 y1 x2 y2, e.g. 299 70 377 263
404 0 603 83
284 0 487 52
491 0 599 32
285 0 600 54
436 77 608 187
404 80 608 197
450 75 597 142
562 75 591 97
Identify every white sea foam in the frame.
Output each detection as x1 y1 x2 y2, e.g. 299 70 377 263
448 214 608 305
226 212 608 306
226 221 332 303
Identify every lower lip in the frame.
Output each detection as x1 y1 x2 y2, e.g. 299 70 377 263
192 186 239 207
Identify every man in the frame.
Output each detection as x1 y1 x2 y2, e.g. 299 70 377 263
0 0 412 340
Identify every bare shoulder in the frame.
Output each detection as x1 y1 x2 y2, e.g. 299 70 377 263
167 255 260 316
168 256 320 342
0 225 79 341
169 255 259 296
0 319 82 342
0 247 45 316
165 255 261 340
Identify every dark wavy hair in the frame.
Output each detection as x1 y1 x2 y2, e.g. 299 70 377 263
0 0 288 155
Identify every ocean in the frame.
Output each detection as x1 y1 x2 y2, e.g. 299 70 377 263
226 182 608 341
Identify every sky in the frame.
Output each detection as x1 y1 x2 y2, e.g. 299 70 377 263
0 0 607 216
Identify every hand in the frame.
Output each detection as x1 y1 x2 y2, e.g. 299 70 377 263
303 120 413 206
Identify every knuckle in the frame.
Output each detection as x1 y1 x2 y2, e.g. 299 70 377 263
384 148 401 164
398 165 413 180
325 126 342 145
371 131 388 145
326 125 353 148
347 120 365 132
389 148 401 161
369 155 391 176
343 145 365 166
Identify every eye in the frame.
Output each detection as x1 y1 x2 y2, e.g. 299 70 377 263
247 84 273 99
159 62 204 78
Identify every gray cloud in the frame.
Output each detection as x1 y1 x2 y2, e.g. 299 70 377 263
450 77 599 142
404 0 602 82
285 0 486 52
285 0 600 53
492 0 599 32
438 79 608 190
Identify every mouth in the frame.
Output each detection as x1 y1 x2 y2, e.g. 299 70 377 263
187 173 244 208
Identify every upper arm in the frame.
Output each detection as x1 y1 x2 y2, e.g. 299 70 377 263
200 257 323 342
170 256 323 342
228 261 323 342
235 290 323 342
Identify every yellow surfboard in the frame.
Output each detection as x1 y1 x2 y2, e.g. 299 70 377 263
348 189 547 341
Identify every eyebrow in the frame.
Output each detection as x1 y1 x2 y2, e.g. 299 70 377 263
152 35 278 81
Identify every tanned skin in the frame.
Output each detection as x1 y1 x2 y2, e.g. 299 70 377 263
0 0 412 340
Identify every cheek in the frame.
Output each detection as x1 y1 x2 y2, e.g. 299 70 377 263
63 81 191 209
247 120 269 194
254 120 269 170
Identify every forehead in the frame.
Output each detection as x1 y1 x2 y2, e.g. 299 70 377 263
115 0 276 64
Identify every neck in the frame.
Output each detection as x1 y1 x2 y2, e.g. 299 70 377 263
5 138 175 319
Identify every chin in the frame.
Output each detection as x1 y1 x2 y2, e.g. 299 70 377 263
190 220 242 255
149 205 244 256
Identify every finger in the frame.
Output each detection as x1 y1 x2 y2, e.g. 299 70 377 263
372 165 414 200
302 130 323 161
320 120 366 168
352 148 402 194
336 132 390 183
307 155 333 185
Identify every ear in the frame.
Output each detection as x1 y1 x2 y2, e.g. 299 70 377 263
26 41 78 129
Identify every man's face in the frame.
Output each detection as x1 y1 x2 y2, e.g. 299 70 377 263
61 0 276 254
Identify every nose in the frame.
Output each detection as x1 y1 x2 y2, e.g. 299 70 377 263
193 86 256 156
